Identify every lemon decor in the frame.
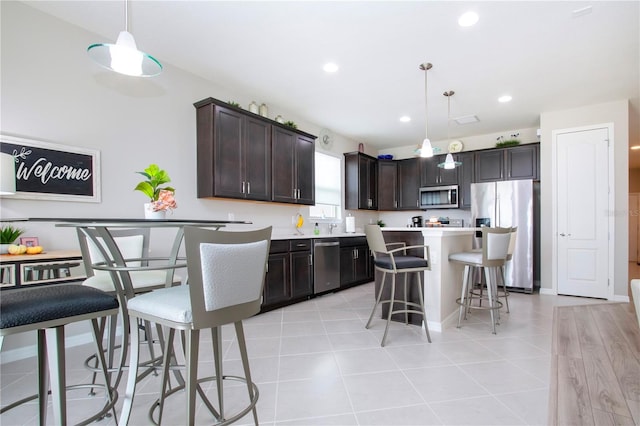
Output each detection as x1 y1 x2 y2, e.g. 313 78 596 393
134 164 177 219
295 213 304 235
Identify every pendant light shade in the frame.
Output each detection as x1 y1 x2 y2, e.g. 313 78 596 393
419 63 434 158
87 0 162 77
438 90 462 169
0 152 16 195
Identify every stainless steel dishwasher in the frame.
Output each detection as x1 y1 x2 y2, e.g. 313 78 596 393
313 239 340 294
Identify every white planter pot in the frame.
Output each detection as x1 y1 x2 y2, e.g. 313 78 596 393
144 203 166 220
0 243 10 254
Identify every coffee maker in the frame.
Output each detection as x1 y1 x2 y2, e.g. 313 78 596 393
411 216 423 227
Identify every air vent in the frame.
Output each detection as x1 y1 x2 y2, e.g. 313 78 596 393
454 114 480 125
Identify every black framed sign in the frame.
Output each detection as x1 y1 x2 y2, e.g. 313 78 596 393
0 135 101 202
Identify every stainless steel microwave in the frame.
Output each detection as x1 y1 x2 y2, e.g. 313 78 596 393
419 185 459 209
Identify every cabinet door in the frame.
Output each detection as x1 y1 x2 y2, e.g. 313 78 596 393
366 157 378 209
397 158 419 210
353 246 370 282
377 161 398 210
506 144 538 180
263 253 289 307
457 152 475 209
419 156 439 186
295 135 315 205
339 247 355 285
213 107 245 198
438 155 459 185
290 251 313 299
244 116 271 200
475 150 504 182
271 127 297 203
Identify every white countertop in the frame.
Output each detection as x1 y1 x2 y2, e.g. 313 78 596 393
272 232 365 240
383 227 477 233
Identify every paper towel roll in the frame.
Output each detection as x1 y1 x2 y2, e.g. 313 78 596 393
345 216 355 233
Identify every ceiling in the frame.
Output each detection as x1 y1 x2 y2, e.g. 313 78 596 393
21 1 640 167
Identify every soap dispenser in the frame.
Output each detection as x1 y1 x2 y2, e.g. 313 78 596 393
314 223 320 235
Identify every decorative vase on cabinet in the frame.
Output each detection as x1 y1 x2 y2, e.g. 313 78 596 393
144 203 166 220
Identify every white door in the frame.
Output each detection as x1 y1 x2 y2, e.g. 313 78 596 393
556 127 610 298
630 194 639 262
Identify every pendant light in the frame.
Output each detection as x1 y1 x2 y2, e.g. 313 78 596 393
419 62 434 158
438 90 462 169
87 0 162 77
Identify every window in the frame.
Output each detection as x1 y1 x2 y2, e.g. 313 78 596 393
309 151 341 221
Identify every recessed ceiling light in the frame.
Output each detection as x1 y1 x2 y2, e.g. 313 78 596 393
399 116 411 123
498 95 513 103
323 62 339 73
458 11 479 27
631 145 640 150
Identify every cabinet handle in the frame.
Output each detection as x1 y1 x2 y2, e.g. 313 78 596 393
247 182 251 194
292 189 296 199
394 200 397 208
241 181 246 194
308 254 313 265
298 189 301 199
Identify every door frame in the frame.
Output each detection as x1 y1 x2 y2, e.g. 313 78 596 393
551 123 615 300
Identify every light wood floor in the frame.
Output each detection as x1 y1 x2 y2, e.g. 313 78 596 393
549 302 640 425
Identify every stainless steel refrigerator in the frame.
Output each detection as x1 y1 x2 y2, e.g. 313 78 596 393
471 180 540 293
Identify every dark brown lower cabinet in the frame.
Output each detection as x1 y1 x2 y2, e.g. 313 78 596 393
262 239 313 311
340 237 373 288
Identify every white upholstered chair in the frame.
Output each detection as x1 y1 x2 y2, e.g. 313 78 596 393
449 226 511 334
119 226 272 426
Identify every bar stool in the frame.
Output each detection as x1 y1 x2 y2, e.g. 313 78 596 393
119 226 272 426
0 284 119 425
448 226 511 334
364 224 432 347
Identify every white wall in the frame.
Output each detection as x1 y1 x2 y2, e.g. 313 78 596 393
0 2 365 245
0 2 369 359
540 100 630 298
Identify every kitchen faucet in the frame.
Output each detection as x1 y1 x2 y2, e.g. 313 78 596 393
329 223 338 234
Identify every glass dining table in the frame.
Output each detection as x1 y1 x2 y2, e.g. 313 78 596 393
26 218 252 392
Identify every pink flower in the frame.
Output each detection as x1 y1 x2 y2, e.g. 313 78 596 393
152 189 177 212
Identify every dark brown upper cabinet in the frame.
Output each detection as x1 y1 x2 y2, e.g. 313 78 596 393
475 143 539 183
420 154 458 187
344 152 378 210
377 160 398 210
271 126 315 205
194 97 315 205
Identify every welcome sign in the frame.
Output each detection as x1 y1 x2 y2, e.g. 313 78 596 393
0 135 101 202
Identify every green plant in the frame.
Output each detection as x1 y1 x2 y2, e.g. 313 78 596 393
495 140 521 148
228 101 240 107
134 164 175 202
283 120 298 129
0 225 24 244
376 220 386 228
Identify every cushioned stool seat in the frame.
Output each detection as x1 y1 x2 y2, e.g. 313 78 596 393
0 285 119 425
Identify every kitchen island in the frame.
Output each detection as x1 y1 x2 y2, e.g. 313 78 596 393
380 227 476 331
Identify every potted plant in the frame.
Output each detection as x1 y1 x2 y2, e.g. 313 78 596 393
0 225 24 254
134 164 177 219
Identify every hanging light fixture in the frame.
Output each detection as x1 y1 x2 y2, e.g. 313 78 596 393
419 62 434 158
438 90 462 169
87 0 162 77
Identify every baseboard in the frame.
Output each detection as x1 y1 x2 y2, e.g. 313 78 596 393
539 288 557 295
612 294 630 303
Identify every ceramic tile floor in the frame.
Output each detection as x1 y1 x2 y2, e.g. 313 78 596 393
0 282 614 426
